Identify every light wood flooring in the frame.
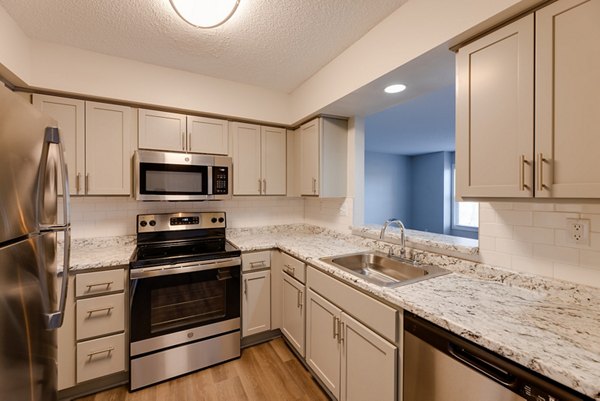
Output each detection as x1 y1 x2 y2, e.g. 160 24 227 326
77 338 329 401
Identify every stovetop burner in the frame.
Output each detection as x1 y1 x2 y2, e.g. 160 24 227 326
130 212 241 269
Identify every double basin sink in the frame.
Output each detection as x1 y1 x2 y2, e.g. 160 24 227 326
321 251 450 288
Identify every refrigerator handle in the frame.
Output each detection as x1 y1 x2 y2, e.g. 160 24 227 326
40 127 71 329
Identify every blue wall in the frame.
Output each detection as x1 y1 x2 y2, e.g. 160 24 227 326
410 152 451 234
364 152 411 226
364 151 478 239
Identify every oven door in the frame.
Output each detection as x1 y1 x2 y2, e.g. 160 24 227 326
129 261 240 352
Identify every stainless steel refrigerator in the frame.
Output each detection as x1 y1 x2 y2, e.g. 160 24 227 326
0 84 71 401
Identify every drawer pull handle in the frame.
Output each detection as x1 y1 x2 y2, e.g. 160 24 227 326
86 281 113 292
249 261 265 267
87 347 114 361
86 306 114 317
284 264 295 275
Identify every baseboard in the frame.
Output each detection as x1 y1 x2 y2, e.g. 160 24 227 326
241 329 281 348
58 372 128 401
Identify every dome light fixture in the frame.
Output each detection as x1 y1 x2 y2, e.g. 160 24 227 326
169 0 240 29
384 84 407 94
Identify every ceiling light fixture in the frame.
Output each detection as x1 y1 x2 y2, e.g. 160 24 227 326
169 0 240 29
384 84 407 94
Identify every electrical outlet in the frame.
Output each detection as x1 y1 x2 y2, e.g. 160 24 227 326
566 218 590 245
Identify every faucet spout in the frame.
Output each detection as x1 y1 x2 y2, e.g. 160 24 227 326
379 219 407 258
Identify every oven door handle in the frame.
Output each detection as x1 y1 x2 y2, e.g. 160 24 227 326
130 257 241 280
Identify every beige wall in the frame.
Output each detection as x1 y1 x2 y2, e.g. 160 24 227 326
479 201 600 287
1 1 540 125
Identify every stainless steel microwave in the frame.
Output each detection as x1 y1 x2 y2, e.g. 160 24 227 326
134 150 232 201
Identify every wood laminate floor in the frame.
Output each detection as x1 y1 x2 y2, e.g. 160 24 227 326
77 338 330 401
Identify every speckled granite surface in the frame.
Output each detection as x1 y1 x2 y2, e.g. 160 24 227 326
60 224 600 399
229 224 600 400
57 235 135 272
352 224 479 256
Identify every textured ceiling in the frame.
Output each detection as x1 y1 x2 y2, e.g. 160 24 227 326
0 0 407 93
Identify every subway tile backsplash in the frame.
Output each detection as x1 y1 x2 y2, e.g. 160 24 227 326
479 202 600 287
63 196 305 239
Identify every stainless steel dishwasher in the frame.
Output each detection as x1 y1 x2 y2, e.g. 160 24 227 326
403 312 593 401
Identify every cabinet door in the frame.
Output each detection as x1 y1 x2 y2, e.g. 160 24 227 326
33 95 85 195
187 116 228 155
231 122 262 195
85 102 133 195
456 15 534 198
300 119 320 195
281 273 305 357
138 109 186 152
340 313 397 401
306 289 341 398
535 0 600 198
261 126 287 195
242 270 271 337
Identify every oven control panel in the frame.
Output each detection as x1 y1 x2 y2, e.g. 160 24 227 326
137 212 226 233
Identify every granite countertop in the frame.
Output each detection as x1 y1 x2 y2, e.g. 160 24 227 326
57 235 136 272
62 225 600 399
228 224 600 400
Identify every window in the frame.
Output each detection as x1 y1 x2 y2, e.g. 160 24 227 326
452 164 479 231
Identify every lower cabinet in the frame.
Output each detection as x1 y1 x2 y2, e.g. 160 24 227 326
306 285 397 401
281 271 305 357
57 267 127 391
242 270 271 337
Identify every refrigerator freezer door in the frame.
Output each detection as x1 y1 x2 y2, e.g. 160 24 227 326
0 84 58 244
0 233 58 401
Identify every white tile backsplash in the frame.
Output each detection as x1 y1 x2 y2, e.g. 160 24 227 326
304 197 353 232
64 196 305 238
479 201 600 288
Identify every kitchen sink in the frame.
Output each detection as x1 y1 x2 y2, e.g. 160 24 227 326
320 251 450 287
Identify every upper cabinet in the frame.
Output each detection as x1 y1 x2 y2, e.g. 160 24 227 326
535 0 600 198
85 102 134 195
299 117 347 197
231 122 286 196
138 109 228 155
33 95 85 195
33 95 134 196
456 0 600 199
456 14 534 198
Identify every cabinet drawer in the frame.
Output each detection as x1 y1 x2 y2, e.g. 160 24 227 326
76 269 124 298
242 251 271 272
281 252 306 283
76 293 125 341
307 267 398 343
77 333 125 383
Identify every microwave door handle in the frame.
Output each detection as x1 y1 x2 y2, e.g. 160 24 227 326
207 166 213 195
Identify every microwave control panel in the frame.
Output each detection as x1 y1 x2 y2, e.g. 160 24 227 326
213 166 229 195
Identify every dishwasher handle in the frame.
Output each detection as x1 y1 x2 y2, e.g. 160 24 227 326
448 343 517 387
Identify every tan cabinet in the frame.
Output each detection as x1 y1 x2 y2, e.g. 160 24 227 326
299 117 348 197
138 109 186 152
282 270 306 357
306 267 398 401
187 115 228 155
57 268 127 390
231 122 286 195
456 14 534 198
32 94 85 195
535 0 600 198
85 102 134 195
242 270 271 337
340 313 396 401
33 96 133 196
306 289 342 397
138 109 228 155
457 0 600 199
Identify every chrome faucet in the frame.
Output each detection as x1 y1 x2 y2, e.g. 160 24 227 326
379 219 406 258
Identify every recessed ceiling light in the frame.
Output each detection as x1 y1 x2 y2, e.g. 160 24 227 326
170 0 240 29
384 84 407 94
